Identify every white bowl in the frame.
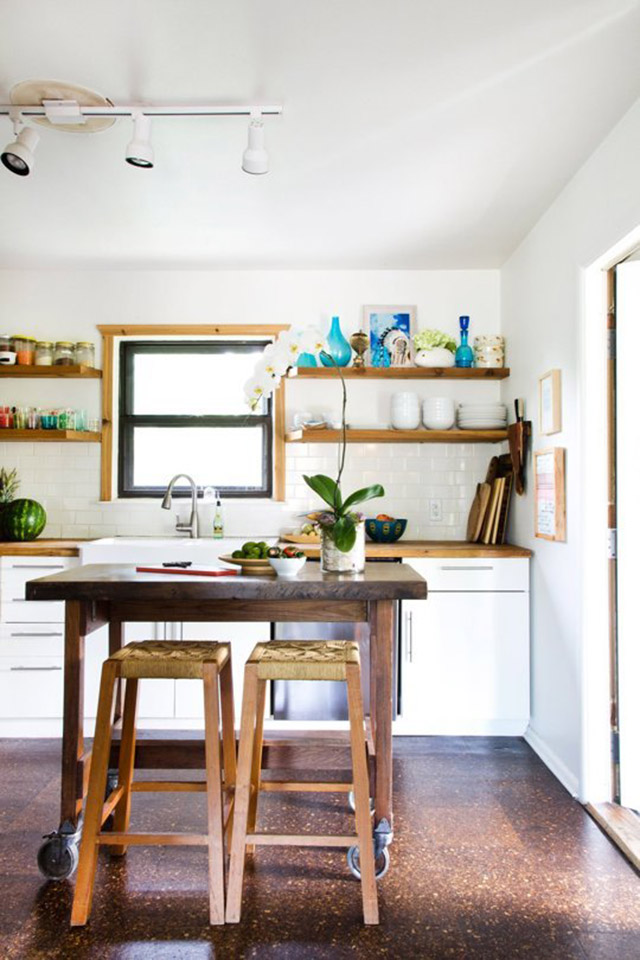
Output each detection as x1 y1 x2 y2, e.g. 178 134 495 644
268 555 307 578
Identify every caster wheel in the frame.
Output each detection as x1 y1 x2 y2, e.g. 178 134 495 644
37 836 79 881
347 790 374 814
346 844 390 881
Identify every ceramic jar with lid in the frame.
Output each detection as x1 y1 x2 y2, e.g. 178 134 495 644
54 341 75 366
473 335 505 368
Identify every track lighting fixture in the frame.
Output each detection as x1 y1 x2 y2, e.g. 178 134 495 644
1 123 39 176
241 114 269 175
0 83 282 177
125 113 154 168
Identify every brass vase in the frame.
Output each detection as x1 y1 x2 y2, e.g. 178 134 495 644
349 330 369 368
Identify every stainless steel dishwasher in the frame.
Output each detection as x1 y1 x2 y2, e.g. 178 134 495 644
271 558 401 721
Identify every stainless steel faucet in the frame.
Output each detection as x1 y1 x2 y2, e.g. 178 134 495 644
161 474 200 538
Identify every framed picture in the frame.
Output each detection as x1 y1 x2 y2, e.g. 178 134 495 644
539 369 562 435
534 447 566 541
364 305 416 367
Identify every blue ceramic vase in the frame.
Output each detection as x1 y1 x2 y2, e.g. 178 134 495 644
321 316 352 367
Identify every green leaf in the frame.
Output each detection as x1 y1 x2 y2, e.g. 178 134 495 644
303 474 342 511
341 484 385 513
333 515 357 552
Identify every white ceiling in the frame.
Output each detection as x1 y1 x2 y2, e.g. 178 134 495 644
1 0 640 269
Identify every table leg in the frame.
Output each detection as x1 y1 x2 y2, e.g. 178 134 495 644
109 620 124 724
370 599 394 844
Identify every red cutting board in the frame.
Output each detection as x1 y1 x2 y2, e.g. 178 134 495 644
136 566 239 577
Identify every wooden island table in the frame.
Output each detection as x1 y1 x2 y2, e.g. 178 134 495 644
26 561 427 880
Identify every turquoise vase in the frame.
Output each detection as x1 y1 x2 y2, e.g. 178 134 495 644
321 316 352 367
297 352 318 367
455 315 474 368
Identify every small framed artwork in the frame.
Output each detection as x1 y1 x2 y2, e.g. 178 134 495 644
534 447 566 541
364 305 416 367
539 369 562 435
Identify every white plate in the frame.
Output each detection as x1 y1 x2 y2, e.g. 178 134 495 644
458 421 507 429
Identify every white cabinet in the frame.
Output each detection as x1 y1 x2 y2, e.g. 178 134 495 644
395 558 530 736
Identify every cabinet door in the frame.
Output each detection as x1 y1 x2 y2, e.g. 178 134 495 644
175 621 270 719
399 593 529 735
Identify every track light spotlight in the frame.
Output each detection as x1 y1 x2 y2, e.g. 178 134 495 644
242 114 269 175
1 125 39 176
125 113 154 168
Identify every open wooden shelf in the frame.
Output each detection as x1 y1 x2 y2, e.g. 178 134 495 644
285 428 508 444
0 364 101 379
288 366 509 380
0 430 102 442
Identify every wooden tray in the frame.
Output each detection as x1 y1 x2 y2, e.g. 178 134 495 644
218 554 274 575
281 532 320 545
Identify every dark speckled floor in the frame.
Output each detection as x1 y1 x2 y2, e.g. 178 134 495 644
1 737 639 959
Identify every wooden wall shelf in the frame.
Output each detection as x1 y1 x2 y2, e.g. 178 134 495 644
286 428 508 444
0 430 102 443
288 366 509 380
0 365 101 379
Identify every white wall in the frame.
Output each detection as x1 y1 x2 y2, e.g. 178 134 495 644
501 96 640 799
0 269 500 540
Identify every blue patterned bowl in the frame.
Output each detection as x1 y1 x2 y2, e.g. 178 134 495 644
365 518 407 543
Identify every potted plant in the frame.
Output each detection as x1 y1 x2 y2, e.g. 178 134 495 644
0 467 19 537
412 328 457 367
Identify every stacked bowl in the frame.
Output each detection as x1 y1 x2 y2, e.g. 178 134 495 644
457 402 507 430
422 397 456 430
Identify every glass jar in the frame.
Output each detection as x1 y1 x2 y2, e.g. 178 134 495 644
35 341 54 366
74 341 95 368
53 341 75 366
13 336 36 365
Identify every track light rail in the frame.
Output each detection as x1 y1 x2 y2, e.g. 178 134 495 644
0 104 283 118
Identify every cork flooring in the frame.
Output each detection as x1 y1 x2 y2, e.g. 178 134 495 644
1 737 639 959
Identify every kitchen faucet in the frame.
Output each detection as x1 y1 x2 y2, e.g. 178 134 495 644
161 474 200 538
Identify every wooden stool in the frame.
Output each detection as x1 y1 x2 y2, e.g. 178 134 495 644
226 640 379 925
71 640 236 927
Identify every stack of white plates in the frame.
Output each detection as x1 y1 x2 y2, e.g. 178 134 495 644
458 402 507 430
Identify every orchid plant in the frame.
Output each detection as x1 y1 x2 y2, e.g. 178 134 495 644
244 327 384 553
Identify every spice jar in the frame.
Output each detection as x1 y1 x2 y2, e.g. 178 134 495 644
0 335 16 366
35 341 54 366
13 336 36 365
53 341 75 366
74 341 95 368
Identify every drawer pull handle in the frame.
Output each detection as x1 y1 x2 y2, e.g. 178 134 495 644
10 665 62 672
439 565 494 571
10 564 65 570
10 632 63 638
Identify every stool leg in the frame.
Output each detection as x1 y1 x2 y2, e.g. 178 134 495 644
225 663 260 924
346 662 379 926
71 661 118 927
111 677 139 857
246 677 266 854
219 647 237 790
203 662 226 926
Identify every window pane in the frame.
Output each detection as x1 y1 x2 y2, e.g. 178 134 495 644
132 351 266 416
132 426 266 490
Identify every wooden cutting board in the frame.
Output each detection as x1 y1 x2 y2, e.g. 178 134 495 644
466 482 492 542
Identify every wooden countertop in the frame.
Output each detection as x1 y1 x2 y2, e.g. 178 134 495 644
0 538 532 559
0 539 85 557
25 562 427 603
293 540 532 559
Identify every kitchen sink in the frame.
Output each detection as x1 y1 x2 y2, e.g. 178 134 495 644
79 537 268 565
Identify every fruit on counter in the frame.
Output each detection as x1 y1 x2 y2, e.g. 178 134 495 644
2 497 47 541
300 522 316 535
232 541 271 559
267 546 305 559
376 513 395 521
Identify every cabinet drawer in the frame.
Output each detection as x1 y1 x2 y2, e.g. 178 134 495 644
0 624 64 659
0 599 66 623
0 656 63 718
406 558 529 592
0 557 76 615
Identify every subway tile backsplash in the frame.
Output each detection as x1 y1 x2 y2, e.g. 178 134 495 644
0 440 498 541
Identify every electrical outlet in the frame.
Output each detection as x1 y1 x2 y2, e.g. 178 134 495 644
429 499 443 523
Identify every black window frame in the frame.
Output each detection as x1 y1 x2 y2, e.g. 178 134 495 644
118 340 273 499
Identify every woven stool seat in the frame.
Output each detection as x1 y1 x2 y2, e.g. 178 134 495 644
248 640 360 681
109 641 230 679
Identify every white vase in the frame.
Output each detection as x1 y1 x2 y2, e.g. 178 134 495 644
321 521 365 573
414 347 455 368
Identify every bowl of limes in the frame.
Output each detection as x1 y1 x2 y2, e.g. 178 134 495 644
220 540 275 575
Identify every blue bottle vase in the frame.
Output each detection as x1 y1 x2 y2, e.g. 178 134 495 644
455 315 474 368
321 316 352 367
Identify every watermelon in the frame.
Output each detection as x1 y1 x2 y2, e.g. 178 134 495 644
2 498 47 541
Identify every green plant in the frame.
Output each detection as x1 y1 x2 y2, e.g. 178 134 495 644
413 328 457 354
0 468 19 504
303 352 384 552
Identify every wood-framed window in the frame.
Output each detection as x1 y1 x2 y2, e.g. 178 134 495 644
98 324 288 502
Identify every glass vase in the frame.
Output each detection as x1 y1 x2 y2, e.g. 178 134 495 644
297 352 318 367
321 521 365 573
321 316 352 367
455 315 474 368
